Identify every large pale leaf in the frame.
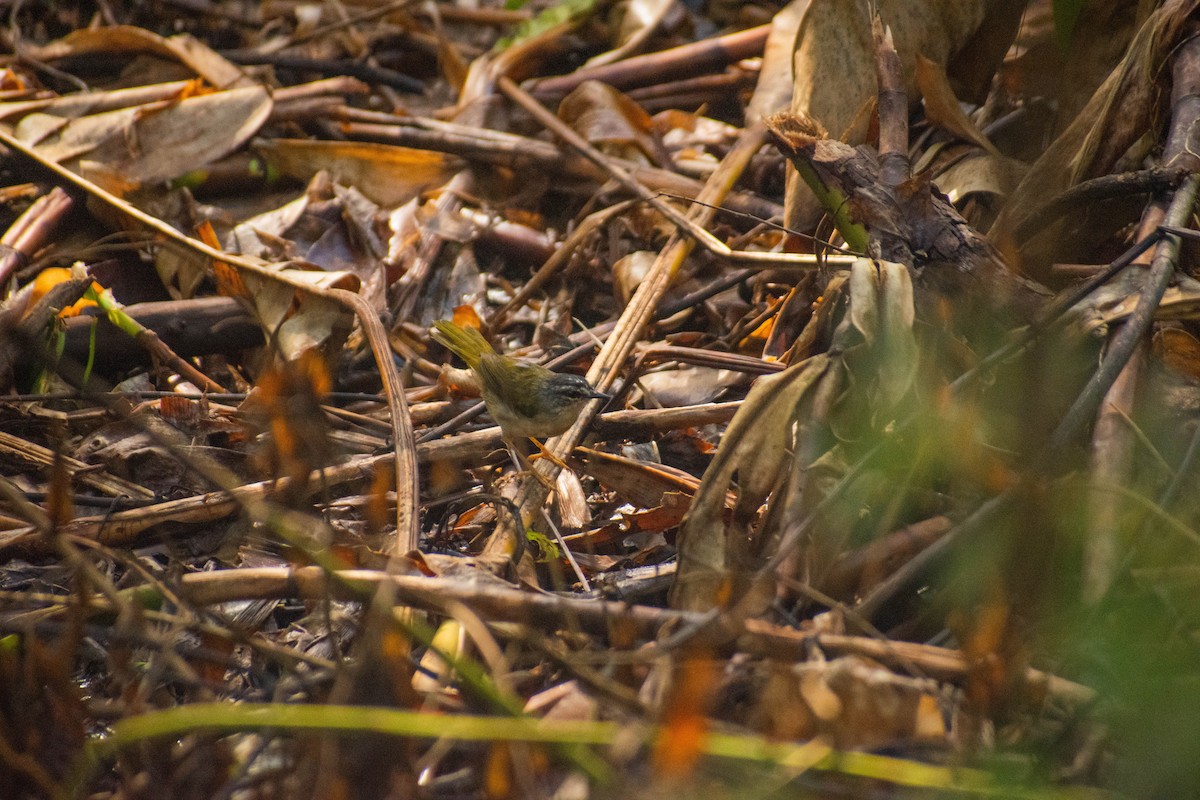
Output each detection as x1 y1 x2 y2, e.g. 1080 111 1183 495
746 0 813 120
845 258 918 419
0 80 194 123
242 267 359 360
15 86 272 184
790 0 999 143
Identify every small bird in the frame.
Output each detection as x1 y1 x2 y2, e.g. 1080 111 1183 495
430 320 609 442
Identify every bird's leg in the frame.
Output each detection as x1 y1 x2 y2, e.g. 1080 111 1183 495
527 437 571 471
502 436 561 491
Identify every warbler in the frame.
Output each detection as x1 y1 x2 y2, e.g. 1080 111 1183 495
431 320 609 440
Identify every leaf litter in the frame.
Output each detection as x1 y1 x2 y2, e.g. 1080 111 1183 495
1 1 1199 798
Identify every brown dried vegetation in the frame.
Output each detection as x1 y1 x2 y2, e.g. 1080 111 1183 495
1 1 1199 798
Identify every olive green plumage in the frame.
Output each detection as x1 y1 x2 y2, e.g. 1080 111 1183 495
431 320 607 439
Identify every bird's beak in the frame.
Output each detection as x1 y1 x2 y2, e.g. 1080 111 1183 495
589 389 611 411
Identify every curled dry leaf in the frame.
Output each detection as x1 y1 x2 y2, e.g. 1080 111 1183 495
932 151 1027 205
638 366 744 407
584 0 676 68
242 266 359 360
1083 272 1200 332
914 53 1002 157
612 250 657 305
990 0 1197 262
845 258 918 416
21 24 254 90
558 80 669 166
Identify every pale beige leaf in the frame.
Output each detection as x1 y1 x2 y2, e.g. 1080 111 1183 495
612 250 656 304
844 258 917 415
933 151 1026 204
16 86 272 184
225 193 311 261
638 366 743 407
0 80 192 123
876 260 918 411
848 258 881 347
241 267 359 360
556 470 589 530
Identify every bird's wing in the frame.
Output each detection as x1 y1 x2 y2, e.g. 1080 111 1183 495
477 355 544 419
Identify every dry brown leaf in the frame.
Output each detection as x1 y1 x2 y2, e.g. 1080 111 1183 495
577 446 705 509
1154 328 1200 382
932 151 1027 204
789 0 1001 139
915 53 1002 157
621 492 694 532
1081 272 1200 331
801 657 945 750
258 139 462 208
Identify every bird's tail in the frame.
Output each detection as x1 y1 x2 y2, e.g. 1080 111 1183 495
430 320 494 370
